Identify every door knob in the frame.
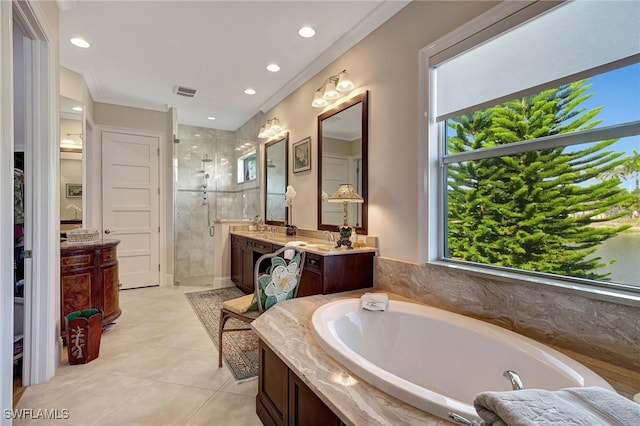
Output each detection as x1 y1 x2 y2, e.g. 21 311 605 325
104 229 111 234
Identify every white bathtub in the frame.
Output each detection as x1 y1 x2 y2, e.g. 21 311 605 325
311 298 613 423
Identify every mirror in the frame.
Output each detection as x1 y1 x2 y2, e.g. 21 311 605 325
318 91 368 234
60 96 83 226
264 133 289 225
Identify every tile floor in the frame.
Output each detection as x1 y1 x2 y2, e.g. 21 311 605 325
16 285 262 426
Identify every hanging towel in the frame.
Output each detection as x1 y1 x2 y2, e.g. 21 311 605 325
474 386 640 426
360 292 389 311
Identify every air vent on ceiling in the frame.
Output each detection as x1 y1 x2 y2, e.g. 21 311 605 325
175 86 197 98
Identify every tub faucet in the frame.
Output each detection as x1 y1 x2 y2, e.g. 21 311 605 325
503 370 525 390
322 231 335 243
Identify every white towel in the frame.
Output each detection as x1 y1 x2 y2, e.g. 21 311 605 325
474 386 640 426
360 292 389 311
283 248 295 260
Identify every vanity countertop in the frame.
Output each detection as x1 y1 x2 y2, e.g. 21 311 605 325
251 290 447 426
231 230 378 257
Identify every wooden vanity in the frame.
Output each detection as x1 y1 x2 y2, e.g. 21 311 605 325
230 232 376 297
60 239 121 333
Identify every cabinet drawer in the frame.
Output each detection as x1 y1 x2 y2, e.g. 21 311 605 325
252 241 273 254
61 253 93 270
101 247 117 263
232 235 247 248
304 253 323 273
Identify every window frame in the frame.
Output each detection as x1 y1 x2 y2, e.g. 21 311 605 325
419 1 640 305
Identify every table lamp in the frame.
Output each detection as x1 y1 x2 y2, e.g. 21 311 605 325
328 184 364 249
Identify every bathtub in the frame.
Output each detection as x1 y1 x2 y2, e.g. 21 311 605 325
311 298 613 423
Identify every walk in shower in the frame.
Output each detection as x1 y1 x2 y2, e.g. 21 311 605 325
174 125 259 285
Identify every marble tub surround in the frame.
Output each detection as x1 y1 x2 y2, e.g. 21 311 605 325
374 257 640 398
251 290 449 426
230 227 378 256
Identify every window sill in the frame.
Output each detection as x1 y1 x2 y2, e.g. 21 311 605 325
427 260 640 308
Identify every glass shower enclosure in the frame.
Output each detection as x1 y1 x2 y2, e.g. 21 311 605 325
173 124 259 285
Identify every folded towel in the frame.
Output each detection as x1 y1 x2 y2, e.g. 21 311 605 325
283 248 295 260
360 292 389 311
474 386 640 426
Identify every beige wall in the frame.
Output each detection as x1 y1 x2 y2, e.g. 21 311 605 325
94 102 169 133
263 0 498 261
258 0 640 386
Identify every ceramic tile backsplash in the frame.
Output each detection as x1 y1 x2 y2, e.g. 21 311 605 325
374 257 639 372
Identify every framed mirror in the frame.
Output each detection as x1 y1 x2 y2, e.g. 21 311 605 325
264 133 289 225
317 91 368 234
60 96 84 227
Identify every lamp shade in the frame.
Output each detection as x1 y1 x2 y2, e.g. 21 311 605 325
323 81 340 100
336 71 355 92
328 184 364 203
312 90 329 108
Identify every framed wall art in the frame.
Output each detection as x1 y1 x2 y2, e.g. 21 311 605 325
293 137 311 173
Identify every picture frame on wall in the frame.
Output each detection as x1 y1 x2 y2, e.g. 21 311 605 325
293 137 311 173
66 183 82 198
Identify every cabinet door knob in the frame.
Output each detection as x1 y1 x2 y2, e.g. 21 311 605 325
104 229 111 234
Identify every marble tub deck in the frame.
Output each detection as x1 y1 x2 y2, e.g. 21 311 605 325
252 290 450 426
251 289 637 426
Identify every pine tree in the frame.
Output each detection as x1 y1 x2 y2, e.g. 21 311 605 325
446 81 631 280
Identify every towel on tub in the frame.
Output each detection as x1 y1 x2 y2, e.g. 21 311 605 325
360 292 389 311
474 386 640 426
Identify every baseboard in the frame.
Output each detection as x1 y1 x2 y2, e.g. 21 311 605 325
164 274 174 286
214 277 234 289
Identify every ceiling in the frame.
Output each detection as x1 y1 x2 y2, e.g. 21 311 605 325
58 1 408 131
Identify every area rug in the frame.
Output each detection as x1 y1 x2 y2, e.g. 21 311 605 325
185 287 258 382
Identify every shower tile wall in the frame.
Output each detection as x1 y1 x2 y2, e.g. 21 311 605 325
174 125 259 285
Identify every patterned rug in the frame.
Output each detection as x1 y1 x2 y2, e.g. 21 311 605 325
185 287 258 382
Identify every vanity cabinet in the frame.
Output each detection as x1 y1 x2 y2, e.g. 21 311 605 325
257 340 344 426
60 239 121 333
230 234 374 297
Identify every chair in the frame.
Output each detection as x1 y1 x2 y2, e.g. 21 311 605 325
218 246 306 368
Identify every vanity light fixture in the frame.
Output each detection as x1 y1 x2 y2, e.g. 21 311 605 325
311 70 356 107
258 118 284 139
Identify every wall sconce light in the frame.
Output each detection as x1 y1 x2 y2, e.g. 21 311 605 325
258 117 284 139
311 70 356 108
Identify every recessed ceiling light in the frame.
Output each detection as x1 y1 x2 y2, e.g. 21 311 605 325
71 106 83 112
266 63 280 72
298 26 316 38
244 88 256 95
70 37 90 48
207 116 216 120
194 134 201 137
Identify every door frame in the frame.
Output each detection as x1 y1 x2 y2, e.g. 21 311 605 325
93 125 167 286
1 0 59 414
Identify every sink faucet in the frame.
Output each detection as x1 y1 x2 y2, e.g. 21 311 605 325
322 231 335 243
265 225 274 239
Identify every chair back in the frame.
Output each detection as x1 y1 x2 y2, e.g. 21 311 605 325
254 246 306 312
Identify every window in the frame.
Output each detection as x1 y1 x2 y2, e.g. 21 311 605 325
237 151 256 184
426 0 640 294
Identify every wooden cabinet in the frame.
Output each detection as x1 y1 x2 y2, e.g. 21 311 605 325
60 239 121 333
257 340 344 426
231 234 374 297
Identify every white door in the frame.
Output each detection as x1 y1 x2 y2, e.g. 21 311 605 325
322 155 349 226
102 131 160 289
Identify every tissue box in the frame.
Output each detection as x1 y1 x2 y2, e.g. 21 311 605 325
66 228 99 244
